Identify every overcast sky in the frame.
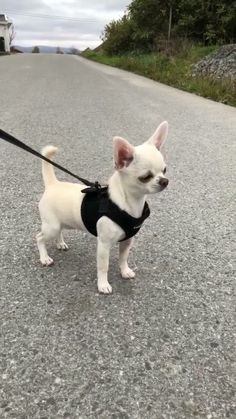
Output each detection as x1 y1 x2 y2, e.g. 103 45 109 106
2 0 129 50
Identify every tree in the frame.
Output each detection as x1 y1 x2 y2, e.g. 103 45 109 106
32 46 40 53
101 0 236 55
128 0 170 50
69 47 79 55
56 46 64 54
102 15 135 55
175 0 236 44
9 24 16 46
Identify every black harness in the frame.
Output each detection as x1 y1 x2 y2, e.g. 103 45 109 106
81 186 150 241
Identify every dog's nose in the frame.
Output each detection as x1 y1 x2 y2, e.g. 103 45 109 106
159 177 169 188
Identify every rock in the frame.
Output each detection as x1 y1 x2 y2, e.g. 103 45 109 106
192 44 236 80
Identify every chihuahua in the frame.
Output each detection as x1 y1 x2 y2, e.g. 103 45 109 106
36 121 169 294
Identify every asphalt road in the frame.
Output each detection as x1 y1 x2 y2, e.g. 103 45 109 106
0 54 235 419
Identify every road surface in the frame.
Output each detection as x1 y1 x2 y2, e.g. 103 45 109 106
0 54 235 419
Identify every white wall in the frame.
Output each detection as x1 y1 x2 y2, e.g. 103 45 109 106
0 24 11 52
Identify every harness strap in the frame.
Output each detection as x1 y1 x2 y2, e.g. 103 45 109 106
0 128 96 187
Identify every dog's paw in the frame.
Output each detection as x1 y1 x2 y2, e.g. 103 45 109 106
98 281 112 294
57 242 69 251
121 267 136 279
41 256 54 266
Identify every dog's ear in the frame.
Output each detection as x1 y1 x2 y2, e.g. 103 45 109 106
146 121 168 150
113 137 134 170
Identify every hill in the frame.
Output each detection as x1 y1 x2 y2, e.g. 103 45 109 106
14 45 80 54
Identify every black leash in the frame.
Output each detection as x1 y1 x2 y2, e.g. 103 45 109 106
0 128 101 191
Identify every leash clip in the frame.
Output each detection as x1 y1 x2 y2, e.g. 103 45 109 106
81 181 107 194
94 181 101 190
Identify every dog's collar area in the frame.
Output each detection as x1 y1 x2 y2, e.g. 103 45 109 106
81 186 150 242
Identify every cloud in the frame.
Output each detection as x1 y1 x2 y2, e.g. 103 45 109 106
1 0 129 49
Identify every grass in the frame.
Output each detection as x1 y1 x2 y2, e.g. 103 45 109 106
81 46 236 107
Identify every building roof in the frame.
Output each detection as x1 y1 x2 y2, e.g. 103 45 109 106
0 14 12 25
0 14 7 21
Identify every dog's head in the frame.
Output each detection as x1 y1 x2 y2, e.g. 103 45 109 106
113 121 169 195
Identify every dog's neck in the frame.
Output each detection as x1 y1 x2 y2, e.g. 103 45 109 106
108 171 146 218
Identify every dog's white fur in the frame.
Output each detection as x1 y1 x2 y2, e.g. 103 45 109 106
36 121 168 294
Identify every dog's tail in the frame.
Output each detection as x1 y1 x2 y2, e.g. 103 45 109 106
41 145 58 187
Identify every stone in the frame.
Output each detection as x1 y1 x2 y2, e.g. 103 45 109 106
192 44 236 80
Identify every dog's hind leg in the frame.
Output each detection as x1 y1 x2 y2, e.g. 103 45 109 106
56 231 69 251
36 222 60 266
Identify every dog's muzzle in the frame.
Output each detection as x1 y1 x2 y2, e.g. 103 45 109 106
158 177 169 190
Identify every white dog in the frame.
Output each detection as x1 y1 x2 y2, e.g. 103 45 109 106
36 121 169 294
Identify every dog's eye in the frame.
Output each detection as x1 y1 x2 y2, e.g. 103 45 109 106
139 172 154 183
163 167 167 174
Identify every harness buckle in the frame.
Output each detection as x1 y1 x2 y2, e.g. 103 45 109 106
81 182 108 194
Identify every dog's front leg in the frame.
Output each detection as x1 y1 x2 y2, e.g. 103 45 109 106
97 238 112 294
119 238 135 279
